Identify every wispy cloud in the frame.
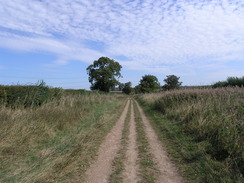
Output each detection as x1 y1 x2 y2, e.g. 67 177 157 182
0 0 243 73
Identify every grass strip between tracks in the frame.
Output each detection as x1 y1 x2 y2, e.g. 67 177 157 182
134 100 159 183
109 100 131 183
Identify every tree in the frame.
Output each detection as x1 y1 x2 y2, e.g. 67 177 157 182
163 75 182 90
137 75 160 93
122 82 133 95
86 57 122 92
134 85 142 94
118 83 125 91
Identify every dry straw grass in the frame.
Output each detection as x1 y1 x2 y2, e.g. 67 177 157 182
0 92 126 182
139 87 244 182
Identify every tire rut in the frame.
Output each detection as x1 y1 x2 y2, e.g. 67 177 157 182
123 101 140 183
135 101 183 183
84 100 130 183
84 99 183 183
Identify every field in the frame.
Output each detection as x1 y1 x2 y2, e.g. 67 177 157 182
0 86 126 182
137 87 244 182
0 85 243 182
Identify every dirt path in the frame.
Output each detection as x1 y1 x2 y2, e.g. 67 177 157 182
84 99 183 183
84 100 130 183
135 101 183 183
122 101 140 183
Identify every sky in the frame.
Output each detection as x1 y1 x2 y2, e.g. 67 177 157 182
0 0 243 89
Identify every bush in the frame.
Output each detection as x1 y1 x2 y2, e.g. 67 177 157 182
213 76 244 88
227 76 244 87
0 81 62 108
212 81 228 88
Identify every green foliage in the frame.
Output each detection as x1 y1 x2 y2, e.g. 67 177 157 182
134 85 142 94
0 81 62 108
227 76 244 87
0 87 7 104
163 75 182 90
86 57 122 92
138 88 244 182
212 81 228 88
213 76 244 88
122 82 133 95
118 83 125 91
136 75 160 93
64 89 92 95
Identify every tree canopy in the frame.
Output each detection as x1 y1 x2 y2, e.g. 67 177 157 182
86 57 122 92
122 82 133 95
137 75 160 93
163 75 182 90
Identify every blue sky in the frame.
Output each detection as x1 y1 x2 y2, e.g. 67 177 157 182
0 0 243 89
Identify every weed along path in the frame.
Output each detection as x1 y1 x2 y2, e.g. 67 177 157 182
84 99 183 183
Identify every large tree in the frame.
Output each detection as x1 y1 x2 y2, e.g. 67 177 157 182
163 75 182 90
137 75 160 93
87 57 122 92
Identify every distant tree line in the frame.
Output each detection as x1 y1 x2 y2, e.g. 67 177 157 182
87 57 244 94
86 57 182 94
212 76 244 88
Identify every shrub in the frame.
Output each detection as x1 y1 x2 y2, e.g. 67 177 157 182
213 76 244 88
0 81 62 108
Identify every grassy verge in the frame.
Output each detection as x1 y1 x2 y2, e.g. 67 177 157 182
109 100 131 183
137 87 244 183
134 100 159 183
0 93 126 182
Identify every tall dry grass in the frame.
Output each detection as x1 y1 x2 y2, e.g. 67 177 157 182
0 92 126 182
139 87 244 181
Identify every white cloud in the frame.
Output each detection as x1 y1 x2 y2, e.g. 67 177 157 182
0 0 243 72
0 34 104 64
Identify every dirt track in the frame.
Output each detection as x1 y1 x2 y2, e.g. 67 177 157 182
84 99 183 183
122 101 140 183
135 101 183 183
85 100 130 183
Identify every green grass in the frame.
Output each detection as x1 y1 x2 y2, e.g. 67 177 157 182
0 92 126 182
109 100 131 183
134 100 158 183
137 87 244 183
